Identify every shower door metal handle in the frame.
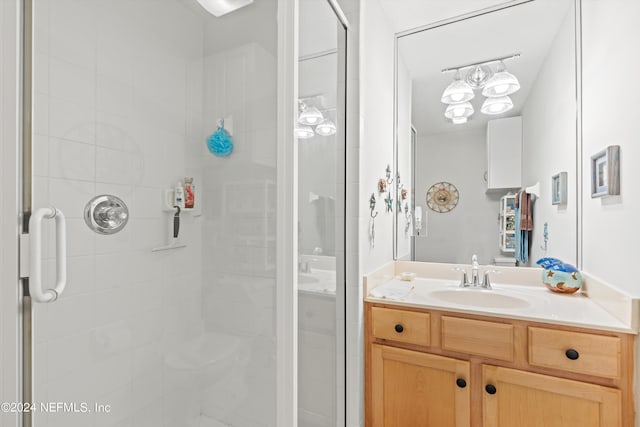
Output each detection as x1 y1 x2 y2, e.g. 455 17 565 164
28 207 67 303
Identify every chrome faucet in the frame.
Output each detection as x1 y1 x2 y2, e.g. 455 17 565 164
454 255 495 289
471 254 480 287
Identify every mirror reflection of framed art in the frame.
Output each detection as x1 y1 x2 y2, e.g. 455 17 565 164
551 172 567 205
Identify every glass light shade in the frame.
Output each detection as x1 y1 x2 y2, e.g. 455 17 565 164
481 96 514 115
444 102 474 119
441 76 474 104
465 65 493 89
482 71 520 97
315 120 337 136
294 124 315 139
196 0 254 17
451 117 467 124
298 106 324 125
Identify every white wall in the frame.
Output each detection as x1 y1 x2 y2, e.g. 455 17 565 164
414 128 501 265
521 6 577 266
360 0 395 274
582 0 640 297
395 58 412 260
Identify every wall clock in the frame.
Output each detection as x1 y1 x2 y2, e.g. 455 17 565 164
426 182 459 213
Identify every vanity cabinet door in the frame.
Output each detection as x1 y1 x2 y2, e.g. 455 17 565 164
482 365 621 427
370 344 470 427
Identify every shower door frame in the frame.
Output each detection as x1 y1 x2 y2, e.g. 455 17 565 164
2 0 300 426
1 0 24 425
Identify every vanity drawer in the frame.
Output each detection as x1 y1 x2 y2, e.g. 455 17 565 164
528 327 621 379
371 307 430 347
442 316 514 361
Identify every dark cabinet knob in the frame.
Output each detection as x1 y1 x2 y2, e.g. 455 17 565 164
485 384 497 395
456 378 467 388
394 324 404 333
565 349 580 360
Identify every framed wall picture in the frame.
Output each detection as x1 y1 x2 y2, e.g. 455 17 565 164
551 172 567 205
590 145 620 198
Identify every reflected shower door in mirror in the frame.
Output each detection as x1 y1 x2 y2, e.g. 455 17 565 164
394 0 579 267
298 0 347 425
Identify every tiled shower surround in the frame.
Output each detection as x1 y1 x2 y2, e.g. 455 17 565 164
30 0 277 426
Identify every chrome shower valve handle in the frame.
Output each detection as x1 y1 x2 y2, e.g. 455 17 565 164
84 195 129 235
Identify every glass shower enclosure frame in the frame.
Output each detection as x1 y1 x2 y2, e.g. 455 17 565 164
2 0 351 426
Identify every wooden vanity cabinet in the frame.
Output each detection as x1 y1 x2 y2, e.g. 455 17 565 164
483 365 621 427
365 303 634 427
370 345 470 427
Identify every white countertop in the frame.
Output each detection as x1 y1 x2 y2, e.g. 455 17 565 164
366 276 635 334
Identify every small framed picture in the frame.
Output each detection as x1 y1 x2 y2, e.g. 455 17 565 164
590 145 620 198
551 172 567 205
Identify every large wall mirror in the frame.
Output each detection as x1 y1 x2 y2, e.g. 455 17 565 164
394 0 580 268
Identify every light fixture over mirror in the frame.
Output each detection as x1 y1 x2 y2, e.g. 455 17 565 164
444 102 474 120
440 54 521 122
465 64 493 89
441 70 475 104
294 124 315 139
298 104 324 125
195 0 254 17
483 61 521 97
296 97 338 139
481 95 514 115
315 120 337 136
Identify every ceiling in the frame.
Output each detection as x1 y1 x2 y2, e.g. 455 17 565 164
395 0 573 136
378 0 519 34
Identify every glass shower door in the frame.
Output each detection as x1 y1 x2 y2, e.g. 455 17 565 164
297 0 347 425
26 1 280 426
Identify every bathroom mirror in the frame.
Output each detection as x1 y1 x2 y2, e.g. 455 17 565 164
394 0 579 267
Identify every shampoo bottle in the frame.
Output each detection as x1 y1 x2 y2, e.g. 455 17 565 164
184 177 195 209
174 182 185 209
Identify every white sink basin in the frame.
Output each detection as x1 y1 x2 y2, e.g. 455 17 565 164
430 288 530 309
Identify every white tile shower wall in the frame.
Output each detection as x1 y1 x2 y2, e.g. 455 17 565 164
30 1 205 426
200 41 277 427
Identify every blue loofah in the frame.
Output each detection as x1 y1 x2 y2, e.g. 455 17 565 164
207 124 233 157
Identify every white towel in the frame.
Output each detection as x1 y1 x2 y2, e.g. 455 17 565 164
369 282 414 300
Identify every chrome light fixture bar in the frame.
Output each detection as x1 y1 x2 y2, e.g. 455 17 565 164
441 52 521 74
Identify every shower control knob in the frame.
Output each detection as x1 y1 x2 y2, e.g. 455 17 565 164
84 195 129 235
